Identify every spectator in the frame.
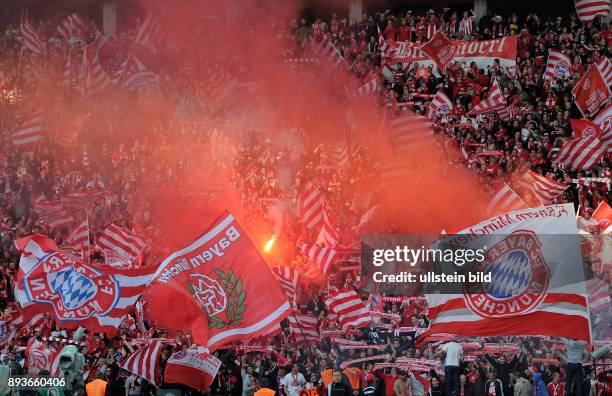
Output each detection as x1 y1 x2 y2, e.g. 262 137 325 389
514 372 532 396
440 341 463 396
394 370 412 396
485 370 504 396
328 369 353 396
562 338 588 396
85 372 108 396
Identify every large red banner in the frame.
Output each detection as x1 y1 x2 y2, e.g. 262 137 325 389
151 211 290 352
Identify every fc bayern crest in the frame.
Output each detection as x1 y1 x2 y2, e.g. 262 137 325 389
463 231 550 318
23 252 120 321
188 274 228 316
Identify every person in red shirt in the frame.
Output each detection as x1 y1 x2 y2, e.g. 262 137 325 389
375 367 398 396
397 18 411 42
547 371 565 396
383 20 396 41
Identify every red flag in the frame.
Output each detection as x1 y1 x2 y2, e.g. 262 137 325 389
164 348 222 391
572 64 611 116
15 234 156 335
592 200 612 234
149 211 290 352
419 31 458 71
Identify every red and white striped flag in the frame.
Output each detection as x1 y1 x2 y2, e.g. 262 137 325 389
356 78 379 96
0 313 46 349
486 184 529 215
324 290 371 330
469 79 507 117
389 113 435 152
20 18 46 55
297 182 324 230
67 219 89 260
554 119 606 170
426 90 453 120
301 244 337 275
57 13 88 41
77 33 111 96
378 26 394 56
379 159 418 193
288 312 319 342
112 55 159 90
32 195 74 230
587 277 610 312
11 113 45 147
97 224 148 261
323 143 349 169
459 15 474 37
554 135 605 170
593 103 611 147
543 50 572 82
316 207 339 247
595 56 612 87
134 11 162 52
575 0 610 22
273 267 299 306
120 340 163 386
313 39 345 68
519 170 569 205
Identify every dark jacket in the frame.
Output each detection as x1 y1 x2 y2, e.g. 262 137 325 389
328 381 354 396
484 379 504 396
458 382 474 396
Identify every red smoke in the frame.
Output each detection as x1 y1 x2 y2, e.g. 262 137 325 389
118 0 490 255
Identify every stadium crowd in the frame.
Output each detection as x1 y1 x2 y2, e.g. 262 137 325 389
0 4 609 396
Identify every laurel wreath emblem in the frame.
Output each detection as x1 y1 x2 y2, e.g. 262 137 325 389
206 268 247 329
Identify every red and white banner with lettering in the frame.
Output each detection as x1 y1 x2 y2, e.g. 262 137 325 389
385 36 517 76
